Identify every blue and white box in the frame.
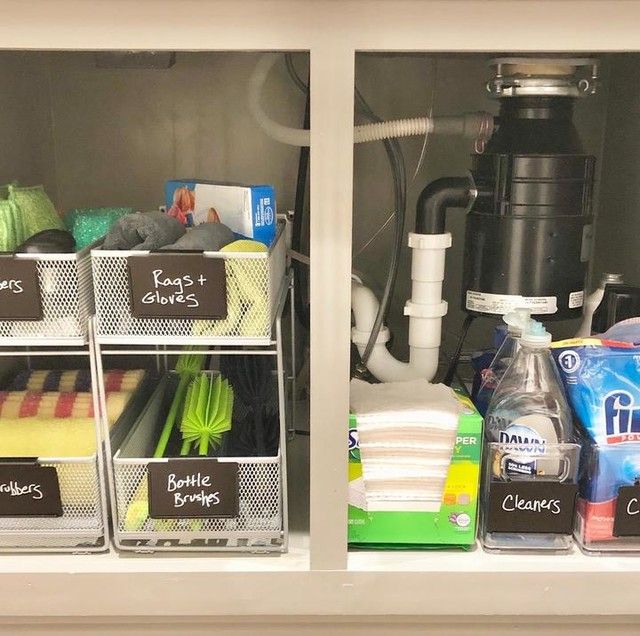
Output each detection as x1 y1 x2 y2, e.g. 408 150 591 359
165 179 276 247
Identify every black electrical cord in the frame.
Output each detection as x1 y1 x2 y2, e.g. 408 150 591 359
292 71 311 329
284 54 407 371
443 313 475 387
353 87 406 367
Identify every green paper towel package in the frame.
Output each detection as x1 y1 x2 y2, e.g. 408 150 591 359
65 207 132 250
348 388 483 548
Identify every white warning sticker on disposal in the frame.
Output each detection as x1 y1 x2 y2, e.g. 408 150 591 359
466 291 558 315
568 290 585 309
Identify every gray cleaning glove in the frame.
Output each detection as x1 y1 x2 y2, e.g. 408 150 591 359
160 222 235 252
102 211 185 250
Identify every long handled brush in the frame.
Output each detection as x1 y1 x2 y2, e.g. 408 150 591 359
153 349 205 458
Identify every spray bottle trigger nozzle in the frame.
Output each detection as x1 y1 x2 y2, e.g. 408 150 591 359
503 307 532 335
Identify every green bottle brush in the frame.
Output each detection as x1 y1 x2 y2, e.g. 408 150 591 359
180 373 234 456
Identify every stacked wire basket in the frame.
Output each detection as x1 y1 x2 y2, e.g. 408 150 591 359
0 225 289 553
0 242 106 552
93 225 289 552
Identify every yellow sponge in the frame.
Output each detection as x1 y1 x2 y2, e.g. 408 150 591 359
0 418 97 457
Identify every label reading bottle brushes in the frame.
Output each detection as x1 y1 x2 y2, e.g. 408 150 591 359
0 259 42 321
613 486 640 537
148 459 239 519
0 463 62 517
128 254 227 319
487 481 578 534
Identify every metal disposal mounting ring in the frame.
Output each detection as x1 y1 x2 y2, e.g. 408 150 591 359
487 57 599 98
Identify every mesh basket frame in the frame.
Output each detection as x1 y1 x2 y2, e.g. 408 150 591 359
0 456 106 552
112 454 283 551
0 246 95 346
108 370 285 553
92 226 287 345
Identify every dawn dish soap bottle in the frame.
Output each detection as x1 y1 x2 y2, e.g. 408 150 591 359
485 319 573 461
476 308 531 417
482 320 576 551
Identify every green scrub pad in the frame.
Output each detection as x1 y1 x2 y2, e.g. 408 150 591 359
65 207 133 250
9 184 63 240
0 199 24 251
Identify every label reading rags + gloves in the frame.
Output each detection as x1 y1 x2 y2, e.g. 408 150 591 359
128 253 227 319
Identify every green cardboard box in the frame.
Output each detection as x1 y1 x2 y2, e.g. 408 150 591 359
348 394 483 548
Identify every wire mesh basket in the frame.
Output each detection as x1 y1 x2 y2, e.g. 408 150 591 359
92 226 287 345
109 374 285 552
0 456 106 552
0 246 94 345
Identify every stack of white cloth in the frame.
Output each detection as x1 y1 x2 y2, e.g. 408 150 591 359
350 379 466 512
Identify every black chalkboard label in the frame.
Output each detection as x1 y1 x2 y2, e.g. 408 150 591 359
0 463 62 517
0 258 42 321
147 459 239 519
613 486 640 537
486 481 578 534
127 254 227 319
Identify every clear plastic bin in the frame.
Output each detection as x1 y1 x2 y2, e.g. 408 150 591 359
480 441 580 553
575 440 640 554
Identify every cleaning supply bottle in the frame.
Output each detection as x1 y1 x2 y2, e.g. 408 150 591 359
485 320 573 476
475 308 531 416
575 272 624 337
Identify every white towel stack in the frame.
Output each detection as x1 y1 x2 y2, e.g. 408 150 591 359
350 379 465 512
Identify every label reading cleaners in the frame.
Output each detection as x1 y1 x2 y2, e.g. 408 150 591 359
466 291 558 315
0 463 62 517
148 459 239 519
487 481 578 534
128 253 227 319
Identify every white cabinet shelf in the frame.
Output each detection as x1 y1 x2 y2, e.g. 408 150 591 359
1 544 640 619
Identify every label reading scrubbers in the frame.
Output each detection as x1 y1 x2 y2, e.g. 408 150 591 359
0 259 43 321
0 463 62 517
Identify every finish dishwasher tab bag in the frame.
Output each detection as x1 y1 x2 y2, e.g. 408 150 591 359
552 337 640 542
348 379 483 548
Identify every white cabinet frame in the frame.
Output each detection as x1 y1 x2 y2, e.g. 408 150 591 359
1 0 640 623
